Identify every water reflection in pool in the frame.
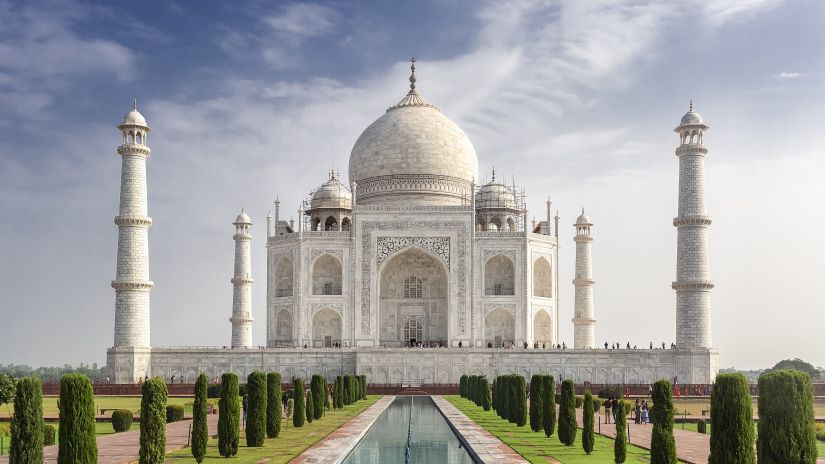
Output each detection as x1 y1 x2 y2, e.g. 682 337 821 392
342 396 474 464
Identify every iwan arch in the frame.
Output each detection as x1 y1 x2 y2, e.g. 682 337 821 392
106 60 718 385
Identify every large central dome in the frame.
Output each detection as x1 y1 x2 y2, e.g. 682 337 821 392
348 61 478 206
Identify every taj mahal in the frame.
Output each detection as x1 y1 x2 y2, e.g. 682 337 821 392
107 60 719 385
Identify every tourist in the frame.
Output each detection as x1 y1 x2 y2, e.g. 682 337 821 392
603 397 612 423
635 399 641 424
458 340 463 348
171 374 175 384
523 341 528 349
641 400 649 424
662 342 666 349
542 342 546 349
105 375 110 384
626 342 631 349
242 394 248 420
604 342 608 349
649 341 653 349
562 342 566 349
611 396 619 423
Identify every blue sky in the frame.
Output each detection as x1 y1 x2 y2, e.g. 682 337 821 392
1 0 824 370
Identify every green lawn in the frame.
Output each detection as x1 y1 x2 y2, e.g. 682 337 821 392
1 395 197 417
445 396 651 464
0 422 139 454
164 396 380 463
817 440 824 458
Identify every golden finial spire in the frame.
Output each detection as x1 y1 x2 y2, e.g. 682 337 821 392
409 55 417 94
689 100 693 112
132 99 138 111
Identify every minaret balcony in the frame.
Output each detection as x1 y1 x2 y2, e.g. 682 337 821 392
672 280 715 291
675 145 708 156
117 144 152 157
229 316 254 323
673 215 712 227
111 280 154 290
572 278 595 286
231 277 254 284
115 215 152 227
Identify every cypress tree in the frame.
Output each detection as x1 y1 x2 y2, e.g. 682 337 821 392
709 373 755 464
481 377 491 411
468 375 475 404
266 372 282 438
557 379 577 446
191 373 208 463
582 389 595 454
305 391 314 423
353 375 360 402
10 375 44 464
245 371 266 447
515 375 527 426
506 376 516 423
343 375 351 405
139 377 167 464
650 379 676 464
542 375 556 438
310 375 324 420
460 374 467 398
529 374 543 432
614 399 627 463
334 376 342 409
218 373 240 457
292 378 305 427
491 377 498 412
57 373 97 464
757 370 817 464
361 375 368 399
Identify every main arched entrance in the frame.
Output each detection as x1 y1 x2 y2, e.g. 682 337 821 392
378 247 448 346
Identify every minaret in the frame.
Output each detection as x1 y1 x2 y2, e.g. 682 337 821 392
673 102 713 349
572 209 595 349
112 100 153 349
230 209 254 348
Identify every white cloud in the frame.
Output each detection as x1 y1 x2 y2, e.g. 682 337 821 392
775 71 801 79
264 3 338 37
701 0 783 26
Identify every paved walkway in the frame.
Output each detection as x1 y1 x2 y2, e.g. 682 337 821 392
432 395 528 464
290 395 395 463
0 415 218 464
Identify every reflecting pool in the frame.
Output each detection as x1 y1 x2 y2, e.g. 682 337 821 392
342 396 475 464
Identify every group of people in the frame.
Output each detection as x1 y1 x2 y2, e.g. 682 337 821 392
602 397 649 425
604 342 678 350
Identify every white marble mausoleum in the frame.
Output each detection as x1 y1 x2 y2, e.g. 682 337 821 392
107 60 719 385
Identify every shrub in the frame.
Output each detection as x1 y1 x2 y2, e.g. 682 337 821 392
757 369 817 464
460 374 467 398
575 395 584 408
334 376 343 409
43 423 56 446
245 371 266 447
293 378 306 427
0 373 16 410
529 375 543 432
623 401 633 417
615 399 627 463
542 375 556 438
57 373 97 464
591 397 602 413
708 373 754 463
10 375 44 463
140 377 168 464
218 373 240 457
266 372 282 438
360 375 367 399
207 384 221 398
557 380 577 446
816 423 825 442
112 409 133 432
285 399 294 426
481 377 491 411
697 419 707 434
582 389 595 454
309 375 324 417
166 404 184 423
650 379 676 464
192 374 208 463
343 375 351 405
305 390 314 423
598 386 623 399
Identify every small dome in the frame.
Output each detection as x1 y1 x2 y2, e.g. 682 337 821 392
121 99 147 126
576 210 591 225
235 210 251 224
680 110 703 126
475 176 517 210
310 174 352 210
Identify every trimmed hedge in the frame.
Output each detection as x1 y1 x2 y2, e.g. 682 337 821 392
293 378 306 427
334 376 343 409
709 373 753 463
697 419 707 434
650 379 676 464
140 377 168 464
246 371 267 447
192 373 208 463
582 389 595 455
529 375 543 433
10 375 44 463
112 409 133 432
166 404 184 423
757 369 817 464
305 390 314 423
575 395 584 408
557 380 577 446
542 375 556 438
43 423 56 446
266 372 282 438
360 375 367 399
343 375 351 405
218 373 240 458
57 373 97 464
460 374 468 398
615 399 627 463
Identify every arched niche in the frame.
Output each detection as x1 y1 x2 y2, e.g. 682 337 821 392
311 308 342 347
533 257 552 298
274 258 293 297
312 254 342 295
484 309 515 347
533 310 552 345
484 254 515 295
273 309 293 347
378 247 448 346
